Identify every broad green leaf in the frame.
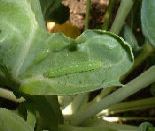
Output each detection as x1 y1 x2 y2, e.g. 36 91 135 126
138 122 154 131
25 95 62 131
124 25 140 53
39 0 69 23
141 0 155 46
26 0 45 29
0 108 33 131
0 0 133 95
19 30 133 95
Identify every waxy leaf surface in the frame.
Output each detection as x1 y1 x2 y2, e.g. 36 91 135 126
26 96 62 131
141 0 155 46
0 108 33 131
0 0 133 95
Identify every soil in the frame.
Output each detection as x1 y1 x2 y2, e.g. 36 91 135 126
62 0 108 30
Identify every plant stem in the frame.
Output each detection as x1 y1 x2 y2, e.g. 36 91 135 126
70 66 155 125
59 124 128 131
100 97 155 115
110 0 133 34
70 93 88 114
63 93 88 117
121 43 154 81
85 0 91 30
102 0 116 30
0 87 25 103
133 43 154 69
93 86 116 103
103 117 155 121
83 118 138 130
58 95 75 109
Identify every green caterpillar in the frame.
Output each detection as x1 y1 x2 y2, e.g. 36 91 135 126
44 61 102 78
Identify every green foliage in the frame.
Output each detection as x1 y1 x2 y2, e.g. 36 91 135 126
0 108 34 131
124 25 140 53
26 0 45 28
59 125 115 131
0 0 155 131
150 83 155 96
25 96 63 131
20 30 133 95
141 0 155 46
138 122 155 131
0 0 133 95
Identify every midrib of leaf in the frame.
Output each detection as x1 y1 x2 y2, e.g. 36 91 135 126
7 0 39 77
1 20 24 41
14 25 38 77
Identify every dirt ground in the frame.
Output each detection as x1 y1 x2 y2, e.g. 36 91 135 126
62 0 108 29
